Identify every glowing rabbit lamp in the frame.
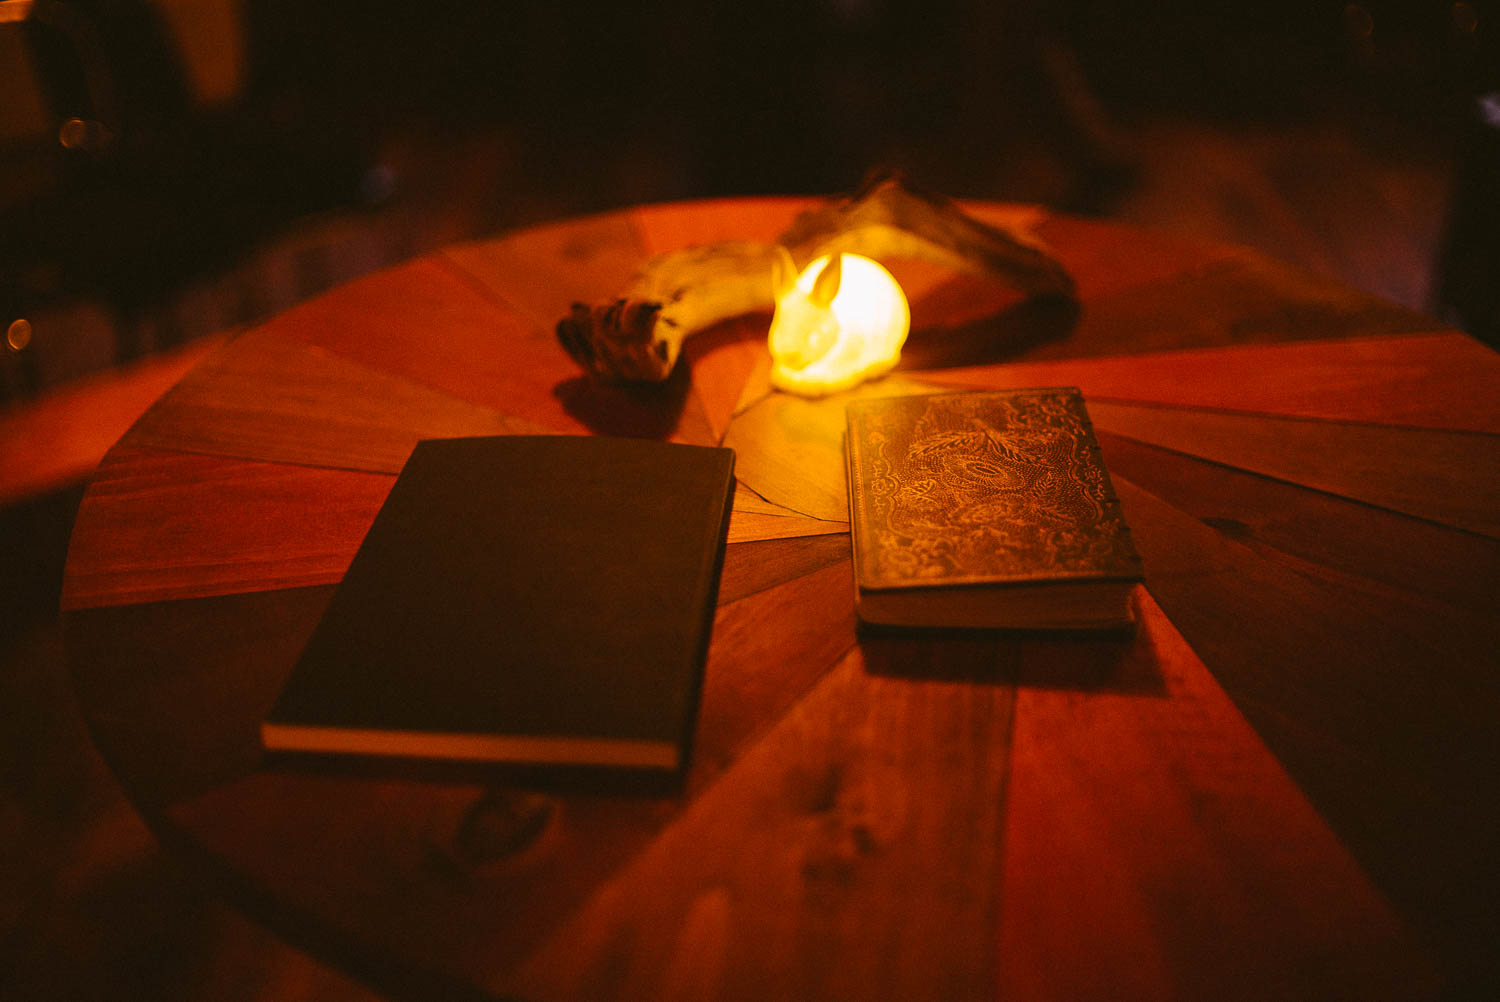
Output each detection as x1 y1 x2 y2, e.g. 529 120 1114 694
768 251 910 397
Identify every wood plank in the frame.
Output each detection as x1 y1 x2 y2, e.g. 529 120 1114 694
61 448 393 610
123 327 551 473
731 482 801 518
1098 431 1500 614
1091 401 1500 537
999 591 1434 1000
261 257 589 433
717 534 851 607
681 315 771 443
0 334 227 505
723 376 943 522
441 211 647 335
513 643 1015 1002
1115 476 1500 777
1026 244 1436 362
921 332 1500 434
65 584 340 805
731 349 775 418
726 511 847 544
692 560 857 790
264 256 712 444
1114 477 1500 986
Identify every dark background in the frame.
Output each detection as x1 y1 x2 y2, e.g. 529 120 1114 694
4 0 1496 391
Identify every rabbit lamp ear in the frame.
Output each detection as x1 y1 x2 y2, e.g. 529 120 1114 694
810 252 843 307
771 245 797 299
769 255 841 374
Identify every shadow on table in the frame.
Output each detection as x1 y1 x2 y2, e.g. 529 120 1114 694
898 290 1080 372
552 359 696 440
857 614 1166 697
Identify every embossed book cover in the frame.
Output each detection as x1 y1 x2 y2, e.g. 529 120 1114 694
845 388 1142 629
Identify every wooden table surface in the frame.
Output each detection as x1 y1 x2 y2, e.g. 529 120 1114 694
61 198 1500 1000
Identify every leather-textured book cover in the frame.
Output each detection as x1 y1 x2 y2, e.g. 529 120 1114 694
845 388 1142 629
262 435 735 772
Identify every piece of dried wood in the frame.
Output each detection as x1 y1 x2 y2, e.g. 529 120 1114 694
557 172 1075 383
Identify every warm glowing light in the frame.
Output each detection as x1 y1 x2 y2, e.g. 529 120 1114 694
768 252 910 397
6 318 32 352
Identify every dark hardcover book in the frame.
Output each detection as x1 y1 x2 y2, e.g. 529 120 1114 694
262 435 736 772
845 388 1142 630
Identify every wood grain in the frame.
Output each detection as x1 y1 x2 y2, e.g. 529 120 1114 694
726 511 847 544
0 334 227 505
260 258 588 431
681 315 771 442
262 255 715 445
442 211 648 335
692 560 856 788
514 645 1014 1002
723 376 942 522
717 534 852 607
923 332 1500 434
1114 476 1500 986
1099 430 1500 614
123 327 551 473
65 584 339 805
730 482 803 517
1091 400 1500 537
999 591 1434 1000
61 448 392 610
1037 239 1436 361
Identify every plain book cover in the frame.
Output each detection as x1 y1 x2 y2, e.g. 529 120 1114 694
261 435 736 772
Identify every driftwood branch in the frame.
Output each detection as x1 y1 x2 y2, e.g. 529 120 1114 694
557 171 1075 383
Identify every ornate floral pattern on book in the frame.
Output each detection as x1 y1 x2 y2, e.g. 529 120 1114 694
846 388 1142 590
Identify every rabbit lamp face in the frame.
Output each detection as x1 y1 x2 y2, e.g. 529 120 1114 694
768 250 910 397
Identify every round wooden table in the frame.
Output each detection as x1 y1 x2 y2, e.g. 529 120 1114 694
62 199 1500 1000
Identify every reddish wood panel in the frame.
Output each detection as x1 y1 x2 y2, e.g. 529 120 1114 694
681 315 772 442
999 592 1434 1000
1035 242 1435 362
0 334 226 504
1113 476 1500 984
726 511 846 544
61 448 393 610
261 255 717 446
514 645 1015 1002
717 534 851 607
1099 431 1500 614
925 332 1500 434
1091 400 1500 537
166 763 680 991
441 212 647 335
259 258 589 430
692 560 856 788
123 328 550 473
65 585 338 805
